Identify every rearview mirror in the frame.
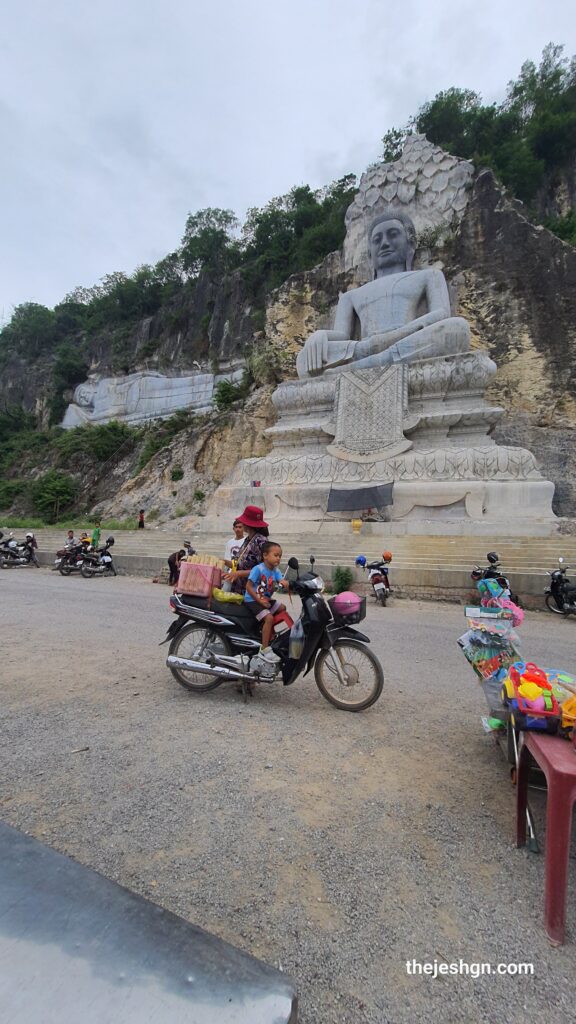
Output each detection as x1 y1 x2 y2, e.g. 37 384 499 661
288 557 299 570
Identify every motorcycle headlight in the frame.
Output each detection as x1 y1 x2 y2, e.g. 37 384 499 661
309 576 325 592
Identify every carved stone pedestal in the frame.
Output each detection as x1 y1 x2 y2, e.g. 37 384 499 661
212 351 555 532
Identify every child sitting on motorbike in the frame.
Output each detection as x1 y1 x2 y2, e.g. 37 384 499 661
244 541 289 663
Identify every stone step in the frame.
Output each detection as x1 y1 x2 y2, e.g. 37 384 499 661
27 527 576 575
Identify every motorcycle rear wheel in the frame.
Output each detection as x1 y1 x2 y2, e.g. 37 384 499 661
81 563 96 578
168 624 232 692
59 562 73 576
545 594 565 615
377 590 387 606
314 640 383 711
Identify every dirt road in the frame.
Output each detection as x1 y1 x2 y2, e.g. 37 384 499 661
2 570 575 1023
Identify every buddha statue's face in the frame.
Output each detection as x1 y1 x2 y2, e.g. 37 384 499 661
369 218 410 276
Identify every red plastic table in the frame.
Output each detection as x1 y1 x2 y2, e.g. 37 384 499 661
516 732 576 944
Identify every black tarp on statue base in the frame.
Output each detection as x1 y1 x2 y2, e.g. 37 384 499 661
326 483 394 513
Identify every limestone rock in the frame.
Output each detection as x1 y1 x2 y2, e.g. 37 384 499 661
96 388 275 522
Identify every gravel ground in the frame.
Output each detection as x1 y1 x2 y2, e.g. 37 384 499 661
2 569 576 1024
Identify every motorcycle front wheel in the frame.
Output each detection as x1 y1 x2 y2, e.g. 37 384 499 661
81 563 96 578
314 640 383 711
168 624 232 692
545 594 565 615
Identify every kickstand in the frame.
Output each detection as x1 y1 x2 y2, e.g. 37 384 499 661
241 680 254 704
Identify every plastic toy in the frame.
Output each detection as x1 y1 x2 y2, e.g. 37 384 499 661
558 694 576 736
501 661 560 733
478 578 506 600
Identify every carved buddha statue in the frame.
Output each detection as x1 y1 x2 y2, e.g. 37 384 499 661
296 209 470 378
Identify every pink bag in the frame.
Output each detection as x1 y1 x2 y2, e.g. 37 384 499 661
177 562 222 597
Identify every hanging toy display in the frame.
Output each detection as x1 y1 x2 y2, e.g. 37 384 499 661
457 575 576 740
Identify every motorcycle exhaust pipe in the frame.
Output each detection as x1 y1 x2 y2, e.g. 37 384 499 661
166 655 253 682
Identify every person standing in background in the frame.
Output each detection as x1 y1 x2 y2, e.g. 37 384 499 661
138 509 145 530
91 520 101 550
168 548 186 586
223 519 245 568
221 519 245 592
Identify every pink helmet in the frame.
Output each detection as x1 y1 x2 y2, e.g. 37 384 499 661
331 591 362 616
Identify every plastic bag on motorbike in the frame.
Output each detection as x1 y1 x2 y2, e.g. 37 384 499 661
288 618 305 660
211 587 243 604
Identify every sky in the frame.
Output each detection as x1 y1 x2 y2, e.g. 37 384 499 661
1 0 574 319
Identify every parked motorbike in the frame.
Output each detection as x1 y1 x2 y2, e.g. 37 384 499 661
55 540 91 575
471 551 520 605
80 537 117 578
162 556 384 711
355 552 392 606
544 558 576 616
0 531 39 568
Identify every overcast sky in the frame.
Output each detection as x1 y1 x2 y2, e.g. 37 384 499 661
1 0 574 319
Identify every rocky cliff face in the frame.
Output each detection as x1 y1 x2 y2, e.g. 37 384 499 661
0 269 260 426
96 388 276 522
534 157 576 221
450 169 576 515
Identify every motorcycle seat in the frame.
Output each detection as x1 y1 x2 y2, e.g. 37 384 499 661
179 593 257 624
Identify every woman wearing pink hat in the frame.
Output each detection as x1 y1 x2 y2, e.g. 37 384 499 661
222 505 270 596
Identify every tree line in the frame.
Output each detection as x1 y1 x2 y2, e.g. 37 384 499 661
0 175 357 365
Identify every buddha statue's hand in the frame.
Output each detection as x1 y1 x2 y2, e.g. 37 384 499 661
299 330 330 375
350 323 420 362
296 330 357 378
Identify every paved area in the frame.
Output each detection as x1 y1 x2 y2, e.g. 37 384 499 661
2 569 576 1023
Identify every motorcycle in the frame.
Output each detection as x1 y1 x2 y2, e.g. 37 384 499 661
162 556 384 711
355 552 392 606
80 537 117 578
544 558 576 616
0 532 39 568
55 540 91 575
471 551 520 605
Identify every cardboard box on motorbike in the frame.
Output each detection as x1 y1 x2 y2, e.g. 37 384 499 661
177 553 224 598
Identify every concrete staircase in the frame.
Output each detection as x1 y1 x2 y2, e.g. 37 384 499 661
28 525 576 603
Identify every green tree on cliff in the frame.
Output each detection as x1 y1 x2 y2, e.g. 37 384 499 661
180 207 241 278
390 43 576 208
240 174 357 293
0 302 55 359
381 44 573 209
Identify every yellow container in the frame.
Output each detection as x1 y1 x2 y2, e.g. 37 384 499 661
351 519 363 534
560 695 576 732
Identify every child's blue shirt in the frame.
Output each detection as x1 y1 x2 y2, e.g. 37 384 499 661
244 563 283 603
